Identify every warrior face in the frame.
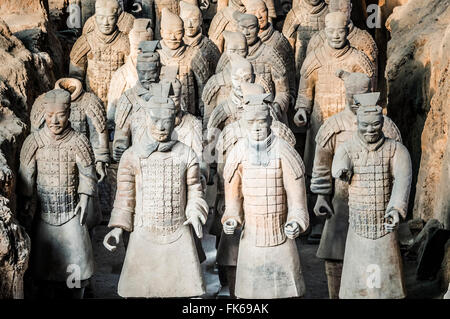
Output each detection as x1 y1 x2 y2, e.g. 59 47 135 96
161 26 184 50
231 67 254 97
245 110 272 142
305 0 323 6
225 40 248 58
246 0 269 31
180 5 202 38
357 112 384 144
149 108 175 142
45 102 70 136
137 61 161 90
238 15 260 46
325 12 348 49
95 0 119 35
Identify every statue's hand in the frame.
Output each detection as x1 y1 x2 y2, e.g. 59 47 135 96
293 108 308 127
223 218 237 235
96 162 108 183
271 102 283 121
75 194 90 226
314 194 334 218
103 227 123 252
184 213 206 239
285 221 300 239
336 168 353 182
0 165 12 184
384 209 400 233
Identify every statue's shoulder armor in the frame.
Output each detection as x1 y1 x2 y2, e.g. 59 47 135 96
351 47 375 77
117 12 135 34
201 36 221 61
271 121 296 147
115 89 134 129
282 8 300 38
208 10 229 41
207 100 228 129
188 46 210 83
382 115 402 143
315 114 346 147
215 53 230 73
82 92 107 133
300 48 322 78
73 131 95 167
70 34 91 64
30 94 46 132
20 133 40 166
307 30 325 54
351 27 378 59
261 44 286 75
220 121 243 155
277 137 305 179
82 16 96 34
223 138 246 182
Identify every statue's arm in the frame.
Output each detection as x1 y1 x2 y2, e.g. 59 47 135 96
222 160 244 227
331 143 353 182
185 150 209 221
311 134 335 195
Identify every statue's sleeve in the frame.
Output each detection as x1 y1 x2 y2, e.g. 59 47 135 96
75 134 97 197
271 65 291 114
69 35 90 81
311 130 336 195
112 95 133 162
331 142 353 181
282 9 298 50
222 145 244 227
108 150 136 231
387 142 412 219
280 142 309 232
85 95 110 164
107 70 126 125
185 149 209 222
18 135 38 197
295 64 316 113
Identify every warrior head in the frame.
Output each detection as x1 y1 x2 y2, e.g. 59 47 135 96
329 0 352 22
223 31 248 58
356 94 384 144
147 87 177 142
237 13 260 46
324 11 349 49
54 78 83 102
179 1 202 38
43 89 71 136
129 19 153 59
230 53 255 98
160 8 184 50
336 69 372 114
95 0 121 35
245 0 269 31
242 83 273 142
137 41 161 90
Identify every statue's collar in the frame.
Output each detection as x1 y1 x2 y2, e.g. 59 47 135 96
324 41 351 58
356 131 385 151
138 135 178 158
300 0 327 15
43 125 73 142
160 40 186 58
93 28 120 44
184 32 202 47
259 23 274 43
248 39 262 56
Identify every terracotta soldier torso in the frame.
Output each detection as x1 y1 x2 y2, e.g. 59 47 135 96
282 0 328 82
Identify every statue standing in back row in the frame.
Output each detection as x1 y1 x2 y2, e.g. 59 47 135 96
70 0 130 107
222 86 309 299
103 94 208 298
82 0 135 35
19 89 97 298
332 100 412 299
311 71 402 299
282 0 328 83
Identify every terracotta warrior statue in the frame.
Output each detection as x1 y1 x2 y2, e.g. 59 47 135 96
307 0 378 84
293 11 375 181
82 0 135 35
103 94 208 298
70 0 130 107
113 42 162 162
208 0 246 52
332 97 412 299
311 70 402 299
282 0 328 83
157 8 209 116
221 85 309 299
145 0 181 39
179 1 221 78
19 89 97 298
210 81 296 297
30 78 110 230
107 18 153 126
244 0 296 106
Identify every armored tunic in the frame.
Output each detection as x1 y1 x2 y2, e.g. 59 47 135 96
281 0 328 82
307 22 379 88
296 43 375 176
108 139 208 297
311 107 402 260
19 126 97 281
332 134 411 299
222 135 309 298
185 33 221 81
158 42 209 116
107 56 139 124
82 11 135 35
208 0 246 52
70 28 130 107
